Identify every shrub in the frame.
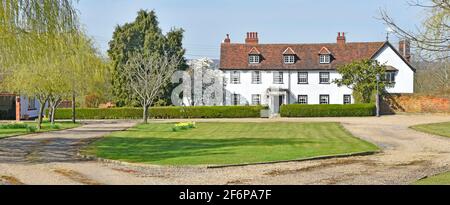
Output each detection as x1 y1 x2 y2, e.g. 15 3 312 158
280 104 375 117
0 123 29 129
26 125 37 133
49 106 266 119
172 122 196 132
50 124 61 129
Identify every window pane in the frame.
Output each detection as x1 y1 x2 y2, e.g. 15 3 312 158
320 72 330 83
274 72 283 84
252 71 261 84
231 71 240 84
298 72 308 84
298 95 308 104
284 55 295 64
232 94 240 105
249 55 260 64
252 94 261 105
320 55 330 63
320 95 329 104
344 95 351 104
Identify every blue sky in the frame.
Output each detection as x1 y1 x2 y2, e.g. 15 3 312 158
76 0 426 59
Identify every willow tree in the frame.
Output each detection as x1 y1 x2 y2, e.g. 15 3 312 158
0 0 103 128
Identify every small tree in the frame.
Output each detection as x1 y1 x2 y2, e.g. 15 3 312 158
334 59 388 103
123 52 181 123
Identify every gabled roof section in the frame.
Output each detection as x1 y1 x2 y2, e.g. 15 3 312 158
318 47 332 55
220 42 385 70
370 41 416 72
282 47 296 55
248 47 261 55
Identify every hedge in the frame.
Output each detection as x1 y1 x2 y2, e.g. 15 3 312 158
49 106 267 119
280 104 375 117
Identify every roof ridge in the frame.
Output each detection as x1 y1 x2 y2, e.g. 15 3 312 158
223 41 385 46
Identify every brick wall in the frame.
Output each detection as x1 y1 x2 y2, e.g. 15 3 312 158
381 94 450 114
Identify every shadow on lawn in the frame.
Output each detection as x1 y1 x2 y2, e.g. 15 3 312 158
91 137 316 163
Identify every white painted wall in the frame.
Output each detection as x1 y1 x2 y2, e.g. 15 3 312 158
223 70 353 105
221 44 415 106
373 45 415 93
20 96 40 119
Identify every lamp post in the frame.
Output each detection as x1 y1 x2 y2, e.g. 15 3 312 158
375 74 380 117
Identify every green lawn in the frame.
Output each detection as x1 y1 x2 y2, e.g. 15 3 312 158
84 122 378 165
411 121 450 185
0 122 80 139
410 121 450 138
414 172 450 185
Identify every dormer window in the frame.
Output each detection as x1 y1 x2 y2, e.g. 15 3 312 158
282 47 296 64
319 54 331 64
249 55 260 64
284 55 295 64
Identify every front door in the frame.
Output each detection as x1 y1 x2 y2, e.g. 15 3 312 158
272 95 284 114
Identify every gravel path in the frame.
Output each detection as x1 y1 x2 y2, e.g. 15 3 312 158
0 114 449 185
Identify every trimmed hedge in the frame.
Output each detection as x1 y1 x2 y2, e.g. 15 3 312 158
49 106 266 119
280 104 375 117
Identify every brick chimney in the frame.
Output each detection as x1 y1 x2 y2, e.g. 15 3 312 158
245 32 259 44
337 32 346 46
399 39 411 62
223 34 231 43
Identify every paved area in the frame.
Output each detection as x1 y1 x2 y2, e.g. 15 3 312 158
0 114 449 185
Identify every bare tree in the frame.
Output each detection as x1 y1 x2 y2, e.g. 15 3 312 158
380 0 450 60
123 52 181 123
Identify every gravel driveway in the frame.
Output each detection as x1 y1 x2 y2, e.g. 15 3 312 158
0 114 449 185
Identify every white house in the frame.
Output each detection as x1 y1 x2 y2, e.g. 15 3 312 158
219 32 415 113
0 93 41 120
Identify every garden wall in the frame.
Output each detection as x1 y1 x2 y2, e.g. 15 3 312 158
381 94 450 114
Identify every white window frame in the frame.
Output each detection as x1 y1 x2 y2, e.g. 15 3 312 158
384 72 396 84
249 55 260 64
298 95 308 104
343 95 351 104
28 97 36 110
252 94 261 105
319 72 330 84
320 95 330 104
298 72 308 84
319 54 331 64
232 94 240 105
283 55 295 64
273 71 284 84
230 71 240 84
252 71 261 84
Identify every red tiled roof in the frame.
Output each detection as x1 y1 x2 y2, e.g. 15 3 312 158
220 42 386 70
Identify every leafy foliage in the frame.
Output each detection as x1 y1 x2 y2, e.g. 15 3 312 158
334 59 388 103
108 10 186 106
0 0 106 128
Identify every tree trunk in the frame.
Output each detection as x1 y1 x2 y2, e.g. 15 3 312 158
48 106 54 123
50 105 56 124
143 105 149 124
37 100 46 130
71 91 76 123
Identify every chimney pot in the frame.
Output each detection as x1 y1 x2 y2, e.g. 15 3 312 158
337 31 346 46
245 31 259 44
399 39 411 62
223 34 231 43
